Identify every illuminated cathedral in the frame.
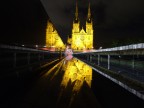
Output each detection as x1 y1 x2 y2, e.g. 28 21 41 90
46 20 65 50
46 2 93 51
68 2 94 50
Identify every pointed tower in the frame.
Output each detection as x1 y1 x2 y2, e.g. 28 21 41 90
72 0 80 33
75 0 78 21
71 1 94 50
86 2 93 49
72 0 81 50
86 3 93 33
87 3 91 22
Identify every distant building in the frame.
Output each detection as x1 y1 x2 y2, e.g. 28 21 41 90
68 2 94 50
46 20 65 51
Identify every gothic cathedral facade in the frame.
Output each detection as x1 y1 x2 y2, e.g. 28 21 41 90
69 2 93 50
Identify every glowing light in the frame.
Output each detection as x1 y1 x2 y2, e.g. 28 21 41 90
69 2 93 51
35 45 38 48
61 58 92 92
99 47 102 49
46 20 65 51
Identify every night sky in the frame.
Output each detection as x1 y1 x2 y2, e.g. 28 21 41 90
1 0 144 49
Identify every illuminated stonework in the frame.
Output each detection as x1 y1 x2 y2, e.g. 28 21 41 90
46 20 65 50
68 2 93 50
61 58 92 91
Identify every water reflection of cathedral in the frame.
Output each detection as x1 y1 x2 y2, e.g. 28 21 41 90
61 58 92 91
68 2 93 50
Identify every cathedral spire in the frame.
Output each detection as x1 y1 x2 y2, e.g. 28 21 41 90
87 2 91 20
75 0 78 20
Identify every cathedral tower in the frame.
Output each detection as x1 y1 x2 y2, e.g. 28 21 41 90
86 3 93 49
72 1 80 33
71 1 94 50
